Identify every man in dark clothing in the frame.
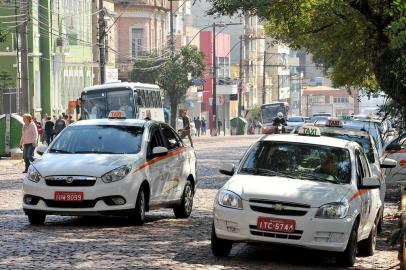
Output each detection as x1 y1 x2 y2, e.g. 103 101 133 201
217 120 222 136
44 116 54 145
179 110 193 147
201 118 206 135
272 112 287 126
195 117 201 137
54 115 66 137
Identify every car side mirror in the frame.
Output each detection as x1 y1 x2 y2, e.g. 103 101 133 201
219 163 235 176
385 143 401 152
36 145 47 156
380 158 397 168
152 146 168 157
359 177 380 189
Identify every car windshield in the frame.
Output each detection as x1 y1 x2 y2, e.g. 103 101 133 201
343 121 383 155
49 125 143 154
288 117 304 122
239 141 351 184
320 131 375 163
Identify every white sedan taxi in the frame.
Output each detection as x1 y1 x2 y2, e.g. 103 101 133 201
23 112 197 225
212 126 382 267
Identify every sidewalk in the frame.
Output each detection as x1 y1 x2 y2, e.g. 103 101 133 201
0 157 24 168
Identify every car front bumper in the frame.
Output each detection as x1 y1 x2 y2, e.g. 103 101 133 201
213 203 355 252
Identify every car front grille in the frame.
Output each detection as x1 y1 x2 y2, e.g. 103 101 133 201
44 176 97 187
249 199 310 216
44 200 97 208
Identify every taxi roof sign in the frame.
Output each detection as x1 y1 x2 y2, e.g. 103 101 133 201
325 118 343 127
298 126 321 136
108 111 126 119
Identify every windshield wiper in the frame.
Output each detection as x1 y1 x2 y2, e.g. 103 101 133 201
240 168 296 179
74 150 118 154
49 148 73 154
296 172 340 184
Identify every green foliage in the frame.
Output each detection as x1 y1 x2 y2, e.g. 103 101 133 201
207 0 406 110
131 46 205 127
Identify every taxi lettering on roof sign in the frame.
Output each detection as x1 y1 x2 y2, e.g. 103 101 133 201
326 118 343 127
298 126 321 136
108 111 126 119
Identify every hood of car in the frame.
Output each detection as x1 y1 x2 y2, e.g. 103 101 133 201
223 174 351 207
32 153 139 177
287 121 304 127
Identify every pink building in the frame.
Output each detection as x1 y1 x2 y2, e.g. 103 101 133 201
199 32 231 130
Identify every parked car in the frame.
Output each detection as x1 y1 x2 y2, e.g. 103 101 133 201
286 116 306 127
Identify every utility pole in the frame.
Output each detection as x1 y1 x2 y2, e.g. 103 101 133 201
14 0 20 114
19 0 29 113
238 35 243 118
262 50 267 104
212 22 217 135
169 0 174 57
98 0 106 84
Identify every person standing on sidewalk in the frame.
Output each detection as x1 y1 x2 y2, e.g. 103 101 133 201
44 116 54 145
20 114 38 173
54 115 66 137
195 117 201 137
201 117 206 135
179 110 194 147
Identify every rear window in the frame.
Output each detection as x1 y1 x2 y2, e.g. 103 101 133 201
288 117 304 122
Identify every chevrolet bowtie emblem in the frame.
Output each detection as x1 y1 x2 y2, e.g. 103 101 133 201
66 177 74 184
272 204 284 211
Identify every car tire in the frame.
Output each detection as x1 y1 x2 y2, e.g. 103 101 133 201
130 187 146 225
211 223 232 257
27 211 46 225
173 180 194 218
336 221 358 267
358 223 377 256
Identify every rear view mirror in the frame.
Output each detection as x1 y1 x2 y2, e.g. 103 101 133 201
380 158 397 168
36 145 47 156
359 177 380 189
152 146 168 157
385 143 401 152
219 163 235 176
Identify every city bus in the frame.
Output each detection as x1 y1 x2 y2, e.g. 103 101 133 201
80 82 165 121
260 101 289 124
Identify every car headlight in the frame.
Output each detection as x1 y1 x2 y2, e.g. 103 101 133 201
315 201 349 219
101 165 132 183
26 165 42 183
217 190 243 210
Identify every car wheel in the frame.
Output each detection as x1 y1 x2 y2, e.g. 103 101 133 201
173 180 193 218
336 221 358 267
27 211 46 225
211 223 232 257
358 223 377 256
130 187 146 225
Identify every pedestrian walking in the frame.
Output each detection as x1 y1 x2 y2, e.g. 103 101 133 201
44 116 54 145
54 115 66 137
195 117 201 137
179 110 194 147
217 120 222 136
201 117 206 135
20 113 38 173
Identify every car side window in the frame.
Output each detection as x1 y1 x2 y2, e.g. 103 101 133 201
360 152 371 178
161 125 180 151
148 128 165 158
355 151 365 186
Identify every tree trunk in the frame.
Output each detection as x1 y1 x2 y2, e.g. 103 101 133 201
170 98 178 129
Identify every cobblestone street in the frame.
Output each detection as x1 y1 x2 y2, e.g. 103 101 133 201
0 135 400 269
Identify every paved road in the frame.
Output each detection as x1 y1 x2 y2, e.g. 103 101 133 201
0 135 400 269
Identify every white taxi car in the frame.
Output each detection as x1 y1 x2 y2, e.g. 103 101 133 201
23 114 197 225
211 126 382 267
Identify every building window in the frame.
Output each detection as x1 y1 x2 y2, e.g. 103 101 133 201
131 28 144 58
333 97 349 103
217 57 230 79
309 95 325 104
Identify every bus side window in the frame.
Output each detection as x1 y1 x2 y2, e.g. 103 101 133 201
145 90 151 107
140 90 146 107
152 91 158 108
157 91 162 107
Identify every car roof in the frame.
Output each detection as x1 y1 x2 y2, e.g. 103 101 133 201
261 134 356 149
70 119 166 128
318 126 371 138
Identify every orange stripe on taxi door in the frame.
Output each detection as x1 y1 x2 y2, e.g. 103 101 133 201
132 148 187 173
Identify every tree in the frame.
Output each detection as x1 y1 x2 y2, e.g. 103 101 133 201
207 0 406 111
131 52 167 84
132 46 205 127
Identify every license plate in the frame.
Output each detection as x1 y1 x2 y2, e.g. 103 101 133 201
257 217 296 233
54 191 84 202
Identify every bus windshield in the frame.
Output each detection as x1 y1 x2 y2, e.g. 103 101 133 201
81 89 135 119
261 104 288 124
